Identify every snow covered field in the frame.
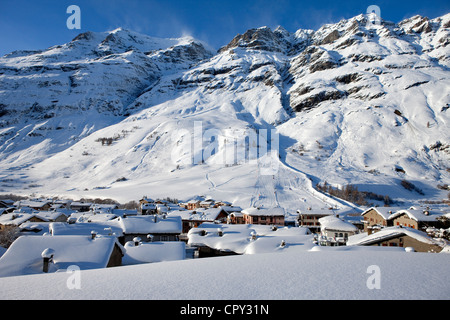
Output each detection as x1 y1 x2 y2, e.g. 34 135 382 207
0 247 448 300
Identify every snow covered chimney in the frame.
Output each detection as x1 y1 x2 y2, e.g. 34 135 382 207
41 248 55 273
280 240 286 248
133 237 141 246
91 230 97 239
217 228 223 237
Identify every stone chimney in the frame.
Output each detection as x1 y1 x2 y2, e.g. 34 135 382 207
41 248 55 273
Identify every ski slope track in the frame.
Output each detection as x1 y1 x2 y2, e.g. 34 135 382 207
0 14 449 215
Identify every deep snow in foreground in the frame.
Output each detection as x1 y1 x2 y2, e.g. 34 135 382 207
1 247 449 300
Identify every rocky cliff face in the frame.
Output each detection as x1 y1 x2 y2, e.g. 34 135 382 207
0 13 449 208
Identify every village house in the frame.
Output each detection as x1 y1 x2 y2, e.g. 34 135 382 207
297 209 333 233
0 234 125 277
91 203 119 213
360 207 403 232
14 200 52 211
223 206 243 224
34 211 68 223
242 207 285 226
199 199 214 208
140 202 157 215
389 209 443 231
318 215 358 246
0 199 14 208
187 200 201 210
227 212 244 224
169 207 229 234
0 211 48 232
69 201 93 212
118 215 182 244
215 201 232 207
347 226 446 253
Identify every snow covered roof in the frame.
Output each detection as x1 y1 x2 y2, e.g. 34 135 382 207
242 207 285 216
123 241 185 265
188 223 313 254
141 203 156 209
0 212 45 226
168 207 226 221
222 206 243 213
0 235 123 277
119 215 182 235
49 221 123 237
35 211 68 221
361 207 403 220
67 212 118 223
319 215 358 232
389 209 442 222
19 222 52 234
14 200 51 208
70 201 93 208
347 226 440 247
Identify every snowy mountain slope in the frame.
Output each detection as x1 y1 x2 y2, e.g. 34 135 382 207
0 13 449 212
0 28 213 170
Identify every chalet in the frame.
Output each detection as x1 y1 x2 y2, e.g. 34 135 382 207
69 201 92 212
297 209 333 233
361 207 402 232
118 215 182 244
139 197 154 204
14 200 52 211
215 201 232 207
242 207 285 226
187 200 201 210
141 202 157 215
0 212 48 231
0 235 125 277
0 200 14 208
227 212 244 224
169 208 229 234
35 211 68 223
52 199 72 209
389 209 443 231
200 199 214 208
347 226 446 253
91 204 119 213
318 215 358 245
156 204 169 214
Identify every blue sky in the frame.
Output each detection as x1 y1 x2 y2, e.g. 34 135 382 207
1 0 449 55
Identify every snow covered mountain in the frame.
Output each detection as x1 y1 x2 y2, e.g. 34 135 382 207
0 13 449 214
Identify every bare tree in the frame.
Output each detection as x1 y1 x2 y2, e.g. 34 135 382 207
0 226 20 249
